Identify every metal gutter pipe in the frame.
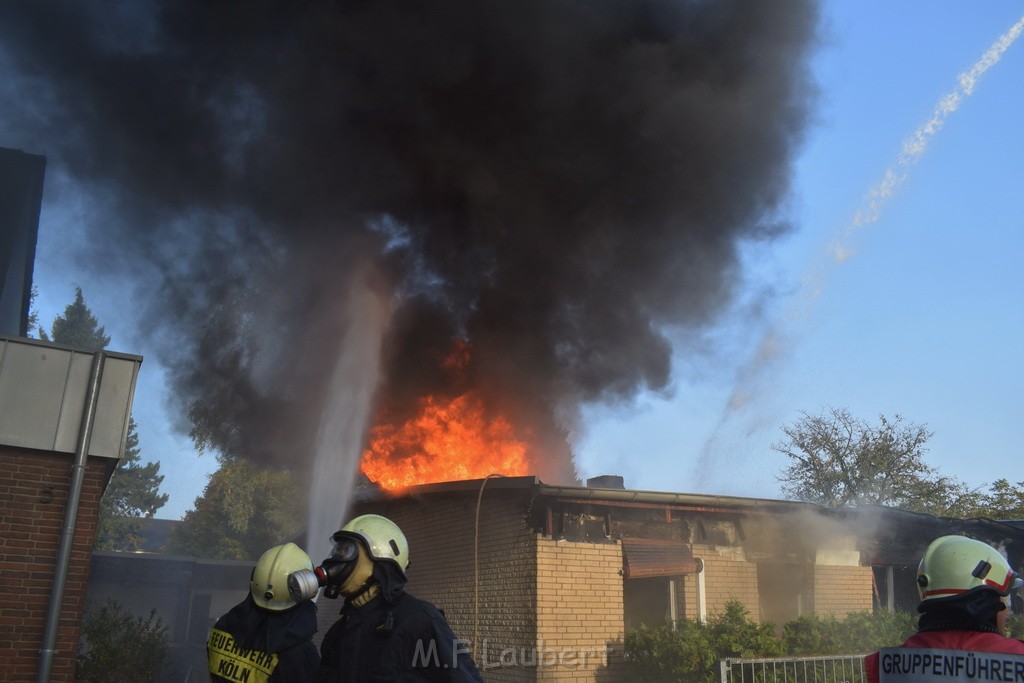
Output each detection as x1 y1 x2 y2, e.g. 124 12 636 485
36 351 105 683
696 558 707 623
537 483 820 513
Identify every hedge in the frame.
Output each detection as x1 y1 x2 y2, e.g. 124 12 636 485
624 599 918 683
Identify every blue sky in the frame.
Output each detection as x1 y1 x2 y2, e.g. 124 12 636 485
27 1 1024 518
577 2 1024 497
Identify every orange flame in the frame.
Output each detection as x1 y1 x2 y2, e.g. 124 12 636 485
360 392 531 491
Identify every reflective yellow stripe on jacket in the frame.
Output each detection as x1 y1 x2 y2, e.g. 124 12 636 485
208 628 279 683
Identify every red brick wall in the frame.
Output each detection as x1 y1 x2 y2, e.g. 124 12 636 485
0 445 116 682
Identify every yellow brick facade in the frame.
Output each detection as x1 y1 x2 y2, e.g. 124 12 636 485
811 564 874 616
677 551 762 622
535 538 624 681
350 487 884 682
373 492 538 683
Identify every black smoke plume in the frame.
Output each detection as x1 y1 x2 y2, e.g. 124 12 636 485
0 0 818 481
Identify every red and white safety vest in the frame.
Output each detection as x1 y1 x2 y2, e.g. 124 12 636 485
866 632 1024 683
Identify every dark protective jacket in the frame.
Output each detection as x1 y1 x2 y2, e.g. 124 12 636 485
208 595 320 683
866 631 1024 683
317 591 484 682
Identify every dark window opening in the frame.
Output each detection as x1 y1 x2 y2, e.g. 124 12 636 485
872 565 919 613
624 577 673 630
757 564 807 625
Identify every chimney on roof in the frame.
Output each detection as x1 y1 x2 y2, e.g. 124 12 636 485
586 475 625 489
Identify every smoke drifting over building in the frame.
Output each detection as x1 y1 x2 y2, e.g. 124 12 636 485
0 1 818 480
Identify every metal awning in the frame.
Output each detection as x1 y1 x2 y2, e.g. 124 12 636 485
620 537 698 579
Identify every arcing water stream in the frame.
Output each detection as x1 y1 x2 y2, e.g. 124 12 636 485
305 264 391 563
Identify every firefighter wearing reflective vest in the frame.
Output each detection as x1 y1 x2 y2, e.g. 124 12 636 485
304 514 483 682
866 535 1024 683
208 542 320 683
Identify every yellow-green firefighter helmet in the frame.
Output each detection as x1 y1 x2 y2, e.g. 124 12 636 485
333 514 410 576
916 535 1022 604
250 542 314 611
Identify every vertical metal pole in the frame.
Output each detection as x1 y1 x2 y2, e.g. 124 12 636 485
668 579 678 628
37 352 105 683
697 559 707 623
886 566 895 612
473 473 504 661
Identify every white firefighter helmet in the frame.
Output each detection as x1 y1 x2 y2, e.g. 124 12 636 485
333 514 410 576
251 542 314 611
916 535 1022 604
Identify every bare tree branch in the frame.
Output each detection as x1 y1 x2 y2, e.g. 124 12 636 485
774 407 968 514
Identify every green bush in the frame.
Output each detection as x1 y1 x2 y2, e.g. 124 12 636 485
708 601 785 659
625 620 718 683
625 600 782 683
781 610 916 655
779 613 844 656
1006 612 1024 639
625 600 918 683
77 598 170 683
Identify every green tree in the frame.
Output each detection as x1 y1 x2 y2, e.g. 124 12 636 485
774 407 971 515
970 479 1024 520
95 418 170 550
26 285 40 334
43 286 168 549
77 598 169 683
167 457 304 560
40 285 111 349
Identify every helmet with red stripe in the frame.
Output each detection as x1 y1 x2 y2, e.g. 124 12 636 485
916 535 1022 605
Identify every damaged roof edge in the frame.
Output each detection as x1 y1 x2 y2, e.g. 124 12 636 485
360 478 1024 539
857 503 1024 538
364 475 825 513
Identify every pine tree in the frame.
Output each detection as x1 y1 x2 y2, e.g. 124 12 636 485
95 418 170 550
26 285 40 335
44 286 168 550
41 285 111 349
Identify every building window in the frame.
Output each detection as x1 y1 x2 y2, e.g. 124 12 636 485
757 563 807 625
624 577 675 630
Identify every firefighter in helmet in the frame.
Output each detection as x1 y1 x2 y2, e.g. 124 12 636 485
208 542 320 682
866 535 1024 683
305 514 483 682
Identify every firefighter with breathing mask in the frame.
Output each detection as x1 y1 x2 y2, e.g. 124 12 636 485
866 535 1024 683
288 513 483 682
208 542 320 682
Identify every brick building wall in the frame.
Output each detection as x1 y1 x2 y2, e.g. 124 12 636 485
680 550 762 621
811 564 874 617
0 445 116 682
337 486 890 681
535 539 624 682
357 490 538 682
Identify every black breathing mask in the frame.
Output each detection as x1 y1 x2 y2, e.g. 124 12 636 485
288 536 361 602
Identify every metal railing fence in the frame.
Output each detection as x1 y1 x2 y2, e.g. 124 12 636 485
718 654 869 683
